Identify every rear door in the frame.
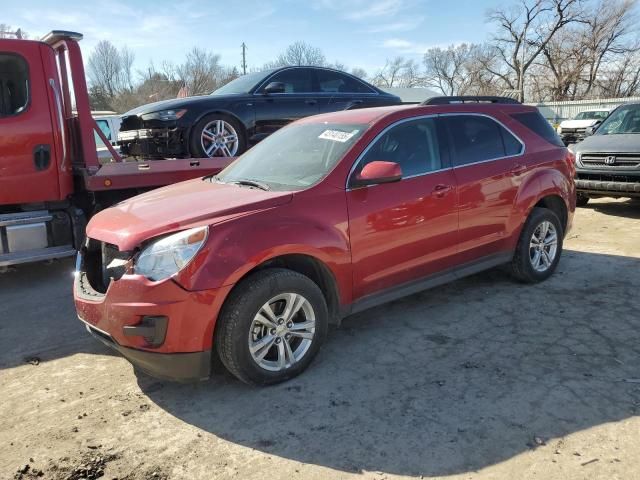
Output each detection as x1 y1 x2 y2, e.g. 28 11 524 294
314 68 379 113
442 113 526 264
252 68 319 139
0 41 60 204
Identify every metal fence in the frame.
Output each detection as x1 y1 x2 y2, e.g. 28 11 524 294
528 97 640 123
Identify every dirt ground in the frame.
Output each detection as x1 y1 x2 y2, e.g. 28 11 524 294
1 197 639 480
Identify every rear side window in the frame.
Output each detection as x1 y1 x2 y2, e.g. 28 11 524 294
0 53 29 117
444 115 521 167
511 111 564 147
355 117 442 178
316 69 375 94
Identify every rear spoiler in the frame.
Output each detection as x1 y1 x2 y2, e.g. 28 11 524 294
40 31 83 47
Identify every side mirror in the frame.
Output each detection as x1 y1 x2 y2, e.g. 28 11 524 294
584 125 596 136
263 82 286 94
353 161 402 187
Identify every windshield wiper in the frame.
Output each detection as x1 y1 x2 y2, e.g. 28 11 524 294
229 179 270 191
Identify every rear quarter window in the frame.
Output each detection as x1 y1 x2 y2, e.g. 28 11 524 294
511 111 564 147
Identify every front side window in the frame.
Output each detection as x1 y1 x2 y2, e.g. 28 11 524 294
263 68 313 93
596 104 640 135
218 122 367 191
0 53 29 117
445 115 522 166
354 118 442 179
316 69 375 94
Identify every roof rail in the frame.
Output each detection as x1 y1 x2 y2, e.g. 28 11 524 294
422 96 521 105
40 31 83 46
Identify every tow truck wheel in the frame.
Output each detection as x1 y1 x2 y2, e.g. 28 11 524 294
190 113 246 158
215 268 328 385
576 193 590 207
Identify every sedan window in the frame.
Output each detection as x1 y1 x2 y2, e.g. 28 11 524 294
264 68 313 93
354 118 442 178
316 69 375 94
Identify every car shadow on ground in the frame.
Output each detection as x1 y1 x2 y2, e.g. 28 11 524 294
139 249 640 477
580 198 640 219
0 258 114 370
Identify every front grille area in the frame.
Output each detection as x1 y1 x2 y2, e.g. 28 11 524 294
81 239 132 294
580 153 640 169
562 127 586 134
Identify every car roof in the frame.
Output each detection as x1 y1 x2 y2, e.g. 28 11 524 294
298 103 537 126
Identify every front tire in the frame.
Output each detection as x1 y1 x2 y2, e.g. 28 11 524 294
190 113 246 158
215 269 328 385
510 207 563 283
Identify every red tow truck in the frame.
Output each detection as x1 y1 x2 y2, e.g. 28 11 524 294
0 31 231 267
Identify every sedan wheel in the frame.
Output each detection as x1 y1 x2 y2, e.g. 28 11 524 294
529 220 558 272
249 293 316 372
200 119 239 157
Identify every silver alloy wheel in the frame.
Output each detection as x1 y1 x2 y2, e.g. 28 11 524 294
200 119 239 157
248 293 316 372
529 220 558 272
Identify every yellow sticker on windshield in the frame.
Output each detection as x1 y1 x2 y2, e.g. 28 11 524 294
318 129 359 142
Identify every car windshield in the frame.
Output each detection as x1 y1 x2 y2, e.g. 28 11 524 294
574 111 608 120
216 122 367 191
211 71 270 95
596 104 640 135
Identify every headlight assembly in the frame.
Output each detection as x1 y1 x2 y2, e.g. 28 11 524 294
140 109 187 121
134 226 208 281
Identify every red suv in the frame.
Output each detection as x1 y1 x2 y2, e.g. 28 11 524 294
74 97 575 385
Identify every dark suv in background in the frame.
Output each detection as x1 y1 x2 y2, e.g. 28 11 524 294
571 102 640 206
117 66 402 159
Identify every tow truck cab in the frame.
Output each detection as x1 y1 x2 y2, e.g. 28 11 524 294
0 31 231 267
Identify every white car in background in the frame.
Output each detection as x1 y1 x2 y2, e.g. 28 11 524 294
93 111 122 162
556 109 611 145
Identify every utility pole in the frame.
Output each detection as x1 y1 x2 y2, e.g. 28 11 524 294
241 42 247 75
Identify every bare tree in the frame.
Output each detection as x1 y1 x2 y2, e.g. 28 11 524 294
0 24 27 39
175 47 225 95
372 57 422 88
87 40 135 101
487 0 585 102
267 41 327 67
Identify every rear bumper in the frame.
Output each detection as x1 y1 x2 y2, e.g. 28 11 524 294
82 319 212 382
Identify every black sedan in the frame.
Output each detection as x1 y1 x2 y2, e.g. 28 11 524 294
117 66 402 159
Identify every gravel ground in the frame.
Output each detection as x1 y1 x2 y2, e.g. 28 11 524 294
1 198 639 480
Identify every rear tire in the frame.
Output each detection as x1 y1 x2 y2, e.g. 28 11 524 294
190 113 246 158
576 193 590 207
215 269 328 386
510 207 563 283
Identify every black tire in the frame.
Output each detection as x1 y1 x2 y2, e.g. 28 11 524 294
189 113 246 158
510 207 564 283
576 193 590 207
215 268 328 386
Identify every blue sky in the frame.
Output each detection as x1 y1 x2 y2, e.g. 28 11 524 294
5 0 498 75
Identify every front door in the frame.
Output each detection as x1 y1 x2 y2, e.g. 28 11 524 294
0 42 60 204
346 117 459 300
252 68 319 141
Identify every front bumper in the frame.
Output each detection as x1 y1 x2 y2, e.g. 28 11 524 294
82 319 212 382
74 253 232 381
118 127 187 159
576 170 640 197
560 132 585 145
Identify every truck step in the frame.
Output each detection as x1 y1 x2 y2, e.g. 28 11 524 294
0 245 76 267
0 210 53 227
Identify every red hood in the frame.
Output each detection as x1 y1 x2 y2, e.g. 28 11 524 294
87 178 293 250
